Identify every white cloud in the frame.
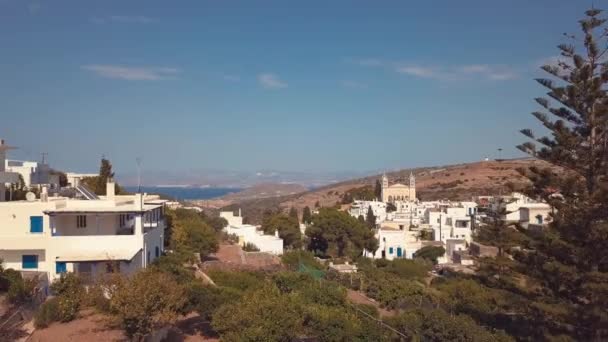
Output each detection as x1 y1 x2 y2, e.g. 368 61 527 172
341 80 367 89
458 64 490 73
91 15 156 24
258 73 287 89
395 63 517 81
396 66 439 78
81 65 180 81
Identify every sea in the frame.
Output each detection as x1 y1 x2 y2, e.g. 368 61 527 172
123 186 241 200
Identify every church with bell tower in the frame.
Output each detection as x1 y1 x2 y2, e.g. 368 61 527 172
380 172 416 203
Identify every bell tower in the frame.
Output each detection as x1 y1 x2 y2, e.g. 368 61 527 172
409 172 416 200
381 173 388 202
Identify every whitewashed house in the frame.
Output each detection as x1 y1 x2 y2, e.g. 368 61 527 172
220 211 284 255
348 200 387 224
5 159 59 189
363 227 421 260
0 181 167 282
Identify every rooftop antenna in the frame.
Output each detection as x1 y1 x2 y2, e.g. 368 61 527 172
136 157 142 193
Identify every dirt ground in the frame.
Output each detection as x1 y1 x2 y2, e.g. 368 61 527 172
202 244 282 271
346 289 396 318
29 310 220 342
29 309 125 342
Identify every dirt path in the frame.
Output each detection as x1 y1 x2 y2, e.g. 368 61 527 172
346 289 396 318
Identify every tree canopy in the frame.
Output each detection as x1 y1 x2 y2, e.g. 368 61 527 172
305 208 378 258
262 212 302 248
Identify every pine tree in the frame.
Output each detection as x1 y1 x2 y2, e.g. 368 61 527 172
365 206 376 229
288 207 299 222
515 9 608 339
302 206 312 224
374 179 382 200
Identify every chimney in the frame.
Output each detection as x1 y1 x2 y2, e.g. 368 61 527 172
106 179 115 199
238 208 242 217
41 186 48 202
274 229 279 238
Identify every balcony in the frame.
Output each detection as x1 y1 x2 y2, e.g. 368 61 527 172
0 233 48 250
49 235 143 263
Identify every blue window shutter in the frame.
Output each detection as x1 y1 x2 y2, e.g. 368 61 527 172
22 255 38 269
30 216 43 233
389 247 393 254
397 247 403 257
56 262 67 274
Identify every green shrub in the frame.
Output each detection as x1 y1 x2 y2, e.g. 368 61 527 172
242 242 260 252
5 271 37 304
281 250 324 271
50 273 83 298
83 284 112 313
187 283 239 320
57 295 80 322
34 298 61 328
205 270 265 293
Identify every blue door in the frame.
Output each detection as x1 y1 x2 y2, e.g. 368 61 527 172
22 255 38 269
56 262 67 274
30 216 43 233
397 247 403 258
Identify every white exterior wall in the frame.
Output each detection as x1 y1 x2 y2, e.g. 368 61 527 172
348 201 387 224
0 195 166 282
224 223 284 255
364 229 421 260
446 239 467 263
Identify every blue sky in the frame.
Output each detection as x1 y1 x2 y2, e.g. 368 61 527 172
0 0 596 177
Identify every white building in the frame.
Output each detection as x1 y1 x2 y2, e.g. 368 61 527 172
348 200 387 224
0 140 20 202
66 172 98 187
5 160 59 189
363 227 421 260
220 211 283 255
489 192 540 222
426 202 477 244
519 203 552 229
0 181 167 283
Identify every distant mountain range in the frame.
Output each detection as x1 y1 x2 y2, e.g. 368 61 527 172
115 169 379 188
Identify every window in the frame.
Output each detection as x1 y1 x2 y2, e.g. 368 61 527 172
155 246 160 258
30 216 43 233
389 247 394 255
77 215 87 228
56 262 67 274
22 255 38 269
536 215 543 224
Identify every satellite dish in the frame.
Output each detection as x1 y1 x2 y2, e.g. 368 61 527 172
25 192 36 201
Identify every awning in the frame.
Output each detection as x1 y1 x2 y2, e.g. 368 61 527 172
55 248 141 262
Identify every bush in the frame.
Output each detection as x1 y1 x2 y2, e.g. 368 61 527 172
5 270 37 304
57 295 80 322
281 250 324 271
110 270 188 339
242 242 260 252
34 297 61 328
51 273 83 298
187 283 239 320
83 284 111 313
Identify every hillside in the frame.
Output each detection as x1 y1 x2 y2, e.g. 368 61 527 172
218 158 549 224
